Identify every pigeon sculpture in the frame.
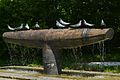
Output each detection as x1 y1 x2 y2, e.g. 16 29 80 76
25 24 30 29
70 20 82 27
59 18 70 25
32 22 40 30
8 25 15 31
83 19 95 26
56 20 66 28
17 23 23 30
35 22 40 28
101 19 106 26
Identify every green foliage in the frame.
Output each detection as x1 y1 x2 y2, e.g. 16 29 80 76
0 0 120 68
0 0 120 28
104 66 120 73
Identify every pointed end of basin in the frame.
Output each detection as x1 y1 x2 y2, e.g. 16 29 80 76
106 28 114 40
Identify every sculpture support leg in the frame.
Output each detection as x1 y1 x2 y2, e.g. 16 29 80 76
42 44 62 75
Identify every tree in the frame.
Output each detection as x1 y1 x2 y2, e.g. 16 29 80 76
0 0 120 65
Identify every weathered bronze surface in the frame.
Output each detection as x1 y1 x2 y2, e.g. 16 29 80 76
3 28 114 48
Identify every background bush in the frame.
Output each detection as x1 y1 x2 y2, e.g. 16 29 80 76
0 0 120 66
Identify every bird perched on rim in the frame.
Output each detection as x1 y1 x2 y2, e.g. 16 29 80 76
56 20 66 28
101 19 106 26
25 23 30 29
83 19 95 27
59 18 70 25
70 20 82 28
17 23 23 30
7 25 15 31
34 22 40 28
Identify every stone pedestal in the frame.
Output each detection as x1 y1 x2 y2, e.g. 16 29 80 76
42 44 62 75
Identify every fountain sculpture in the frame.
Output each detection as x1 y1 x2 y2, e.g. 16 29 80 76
2 28 114 75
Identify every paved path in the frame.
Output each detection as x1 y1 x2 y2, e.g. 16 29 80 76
0 69 69 80
0 66 120 80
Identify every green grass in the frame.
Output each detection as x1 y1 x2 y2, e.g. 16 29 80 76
104 66 120 73
55 75 120 80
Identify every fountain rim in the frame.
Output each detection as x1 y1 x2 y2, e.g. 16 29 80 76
2 28 114 49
